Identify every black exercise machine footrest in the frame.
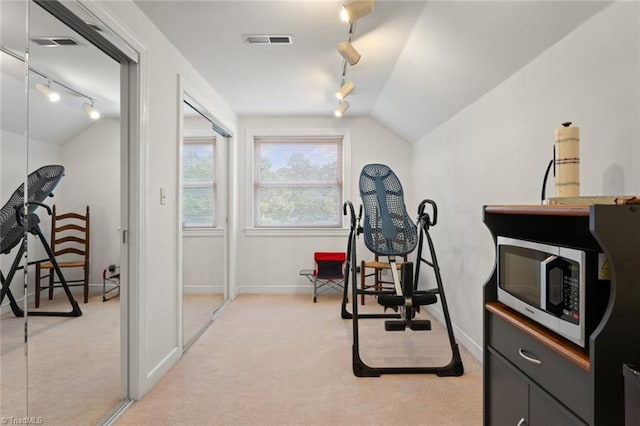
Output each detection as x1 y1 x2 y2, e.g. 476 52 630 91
377 293 437 308
410 320 432 331
384 319 432 331
413 293 438 306
385 320 406 331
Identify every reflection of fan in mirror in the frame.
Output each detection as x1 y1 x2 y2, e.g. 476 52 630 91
0 165 82 317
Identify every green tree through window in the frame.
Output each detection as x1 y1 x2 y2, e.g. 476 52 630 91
183 138 215 227
254 136 343 227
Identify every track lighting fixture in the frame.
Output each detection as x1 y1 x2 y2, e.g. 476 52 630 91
340 0 375 23
337 41 361 66
2 46 102 121
36 82 60 102
334 101 350 118
332 1 374 117
83 102 100 120
336 81 354 100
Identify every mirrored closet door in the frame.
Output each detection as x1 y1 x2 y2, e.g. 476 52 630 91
1 1 131 423
26 2 123 423
1 0 29 419
180 95 230 348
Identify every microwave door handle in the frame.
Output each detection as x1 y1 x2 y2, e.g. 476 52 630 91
540 255 558 311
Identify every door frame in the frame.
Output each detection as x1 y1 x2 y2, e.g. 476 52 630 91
35 0 146 408
177 75 232 350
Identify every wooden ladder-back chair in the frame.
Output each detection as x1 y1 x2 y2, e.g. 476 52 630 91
35 205 90 307
360 254 407 305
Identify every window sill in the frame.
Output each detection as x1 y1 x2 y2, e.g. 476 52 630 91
183 228 224 237
244 227 350 237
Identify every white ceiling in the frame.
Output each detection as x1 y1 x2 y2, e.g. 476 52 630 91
134 0 611 142
1 1 613 145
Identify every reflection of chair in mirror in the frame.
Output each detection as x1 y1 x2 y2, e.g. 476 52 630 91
35 205 90 307
0 165 81 317
360 254 407 305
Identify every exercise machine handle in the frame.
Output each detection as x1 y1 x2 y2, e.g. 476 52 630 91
343 200 356 229
418 199 438 227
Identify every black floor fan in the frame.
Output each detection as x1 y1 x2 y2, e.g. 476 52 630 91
0 165 82 317
341 163 462 377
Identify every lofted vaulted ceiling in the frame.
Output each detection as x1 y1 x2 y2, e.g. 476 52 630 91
1 1 613 144
134 0 611 142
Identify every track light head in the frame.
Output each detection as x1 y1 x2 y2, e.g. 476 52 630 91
340 0 375 23
336 81 354 100
337 41 361 66
334 101 350 118
83 102 100 120
36 82 60 102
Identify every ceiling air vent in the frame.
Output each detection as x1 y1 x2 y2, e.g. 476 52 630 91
31 37 80 47
243 34 292 45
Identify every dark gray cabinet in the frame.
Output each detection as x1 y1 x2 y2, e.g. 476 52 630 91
529 384 585 426
488 349 585 426
483 204 640 426
488 350 529 425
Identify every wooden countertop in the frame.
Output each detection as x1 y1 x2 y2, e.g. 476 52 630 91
484 205 591 216
486 301 590 372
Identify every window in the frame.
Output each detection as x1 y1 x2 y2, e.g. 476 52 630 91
253 135 343 228
183 137 215 227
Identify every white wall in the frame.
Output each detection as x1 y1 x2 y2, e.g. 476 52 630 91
59 118 120 285
182 234 224 294
236 116 411 295
92 0 237 398
410 1 640 360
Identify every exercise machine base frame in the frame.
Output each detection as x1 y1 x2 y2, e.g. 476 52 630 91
343 199 464 378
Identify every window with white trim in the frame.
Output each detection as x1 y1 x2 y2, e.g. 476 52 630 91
183 137 216 228
254 136 343 228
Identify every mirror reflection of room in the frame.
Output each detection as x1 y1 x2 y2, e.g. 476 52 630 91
0 0 29 419
181 98 227 348
1 1 123 423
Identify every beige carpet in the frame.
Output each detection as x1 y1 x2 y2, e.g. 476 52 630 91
1 289 122 425
182 293 225 346
116 293 482 426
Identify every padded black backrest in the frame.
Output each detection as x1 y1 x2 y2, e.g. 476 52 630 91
0 165 64 254
359 163 417 256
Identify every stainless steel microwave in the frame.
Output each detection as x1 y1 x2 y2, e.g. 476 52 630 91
497 236 609 347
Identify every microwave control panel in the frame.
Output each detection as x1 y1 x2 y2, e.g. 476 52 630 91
562 271 580 324
547 260 580 324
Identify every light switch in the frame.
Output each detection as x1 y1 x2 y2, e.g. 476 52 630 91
160 187 167 205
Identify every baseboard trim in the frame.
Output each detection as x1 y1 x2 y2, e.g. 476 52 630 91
236 285 316 295
1 283 109 315
182 285 225 295
426 305 482 363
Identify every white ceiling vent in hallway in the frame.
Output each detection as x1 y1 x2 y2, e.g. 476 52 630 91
242 35 292 45
31 37 80 47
